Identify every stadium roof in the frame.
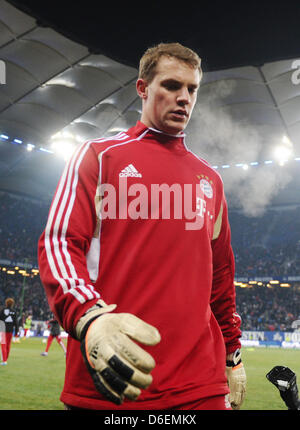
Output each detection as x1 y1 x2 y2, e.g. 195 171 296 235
0 0 300 215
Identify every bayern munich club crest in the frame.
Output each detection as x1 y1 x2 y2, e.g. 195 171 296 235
198 175 213 199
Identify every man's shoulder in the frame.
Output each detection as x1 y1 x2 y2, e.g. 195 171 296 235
88 132 133 153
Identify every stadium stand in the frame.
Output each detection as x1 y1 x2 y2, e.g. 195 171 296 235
0 190 300 332
229 207 300 278
236 285 300 332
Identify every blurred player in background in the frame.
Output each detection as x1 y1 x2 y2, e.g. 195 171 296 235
0 298 19 365
23 314 32 338
13 312 25 342
41 316 66 356
38 42 246 410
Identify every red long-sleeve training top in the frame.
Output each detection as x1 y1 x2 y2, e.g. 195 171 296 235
38 121 241 410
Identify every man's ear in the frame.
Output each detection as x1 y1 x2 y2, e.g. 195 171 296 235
136 78 148 100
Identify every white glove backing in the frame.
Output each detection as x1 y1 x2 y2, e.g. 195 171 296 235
226 349 246 410
76 300 161 405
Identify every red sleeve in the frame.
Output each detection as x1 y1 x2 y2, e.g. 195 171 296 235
38 141 101 337
210 190 242 355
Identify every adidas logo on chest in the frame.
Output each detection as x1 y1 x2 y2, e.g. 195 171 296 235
119 164 142 178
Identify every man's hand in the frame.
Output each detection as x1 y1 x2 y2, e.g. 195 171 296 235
76 300 161 405
226 349 246 409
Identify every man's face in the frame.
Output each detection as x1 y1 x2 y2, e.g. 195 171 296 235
137 56 201 135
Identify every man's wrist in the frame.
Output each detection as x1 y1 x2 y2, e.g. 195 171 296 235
226 348 242 367
75 299 117 340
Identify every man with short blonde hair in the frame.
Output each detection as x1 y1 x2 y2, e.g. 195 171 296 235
38 42 245 410
138 42 203 83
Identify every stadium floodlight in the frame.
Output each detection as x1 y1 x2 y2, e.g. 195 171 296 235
273 136 294 166
39 147 54 154
0 134 9 140
51 140 76 161
282 135 291 145
50 130 80 161
234 163 249 170
18 270 27 275
274 146 292 165
26 143 35 151
13 138 22 144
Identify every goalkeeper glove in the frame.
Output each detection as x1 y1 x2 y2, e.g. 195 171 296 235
76 300 161 405
226 349 246 409
266 366 300 410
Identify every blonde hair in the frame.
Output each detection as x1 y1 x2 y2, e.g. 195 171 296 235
139 42 202 83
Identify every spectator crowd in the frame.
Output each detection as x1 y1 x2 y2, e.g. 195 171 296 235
0 190 300 331
236 284 300 332
229 208 300 278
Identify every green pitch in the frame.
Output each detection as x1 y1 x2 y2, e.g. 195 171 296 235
0 338 299 410
0 337 66 410
242 346 300 410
